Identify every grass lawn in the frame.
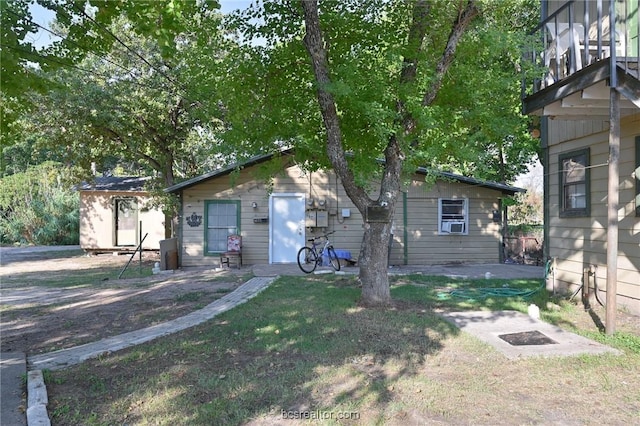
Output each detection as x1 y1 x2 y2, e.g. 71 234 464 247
47 274 640 425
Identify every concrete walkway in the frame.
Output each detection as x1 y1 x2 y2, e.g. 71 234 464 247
439 310 621 359
4 276 275 426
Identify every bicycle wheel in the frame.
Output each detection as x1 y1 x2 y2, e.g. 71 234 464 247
327 246 341 271
297 246 318 273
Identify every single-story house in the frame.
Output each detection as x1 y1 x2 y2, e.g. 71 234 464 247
522 0 639 317
79 176 166 253
165 152 523 268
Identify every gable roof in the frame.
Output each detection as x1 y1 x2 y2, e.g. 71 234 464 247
79 176 152 192
165 151 524 196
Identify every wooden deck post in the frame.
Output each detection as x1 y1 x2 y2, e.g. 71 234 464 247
605 87 619 335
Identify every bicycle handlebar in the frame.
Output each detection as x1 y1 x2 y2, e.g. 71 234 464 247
307 231 335 242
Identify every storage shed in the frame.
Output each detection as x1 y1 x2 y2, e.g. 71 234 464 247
79 177 166 254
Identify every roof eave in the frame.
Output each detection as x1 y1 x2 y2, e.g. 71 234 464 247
165 150 294 194
165 150 524 196
415 168 525 195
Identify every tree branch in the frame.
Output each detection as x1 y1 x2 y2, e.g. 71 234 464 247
400 0 431 86
300 0 369 210
137 116 167 146
96 125 165 175
422 0 479 106
396 1 431 147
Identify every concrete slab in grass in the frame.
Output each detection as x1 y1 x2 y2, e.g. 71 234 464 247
438 310 621 359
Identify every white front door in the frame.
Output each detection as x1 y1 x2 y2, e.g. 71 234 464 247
269 193 306 263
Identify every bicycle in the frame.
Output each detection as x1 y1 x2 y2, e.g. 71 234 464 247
297 231 341 273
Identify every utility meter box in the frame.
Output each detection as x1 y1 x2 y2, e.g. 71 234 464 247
306 209 328 228
306 210 317 227
316 210 328 227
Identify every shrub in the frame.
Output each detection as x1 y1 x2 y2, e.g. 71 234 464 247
0 162 82 245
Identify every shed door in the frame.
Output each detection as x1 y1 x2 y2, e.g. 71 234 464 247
269 193 306 263
115 198 138 246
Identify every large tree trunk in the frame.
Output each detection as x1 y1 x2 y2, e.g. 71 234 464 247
359 221 393 306
300 1 396 307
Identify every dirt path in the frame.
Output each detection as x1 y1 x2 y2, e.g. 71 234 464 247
1 248 247 355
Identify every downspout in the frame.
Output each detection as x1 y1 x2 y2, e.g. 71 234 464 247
498 140 508 263
499 198 504 264
502 198 509 263
540 1 551 282
535 81 555 293
542 117 550 268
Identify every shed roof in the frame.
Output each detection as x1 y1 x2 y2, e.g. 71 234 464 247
165 151 525 196
79 176 152 192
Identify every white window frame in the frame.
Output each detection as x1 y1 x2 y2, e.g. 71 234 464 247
559 148 590 217
438 198 469 235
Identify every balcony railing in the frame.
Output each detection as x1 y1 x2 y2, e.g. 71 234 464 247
523 0 639 96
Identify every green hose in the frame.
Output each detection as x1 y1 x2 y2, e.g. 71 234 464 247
447 283 544 300
440 260 551 301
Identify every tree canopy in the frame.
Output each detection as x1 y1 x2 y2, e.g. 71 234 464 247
3 0 539 182
219 0 539 181
23 16 226 184
0 161 82 245
1 0 224 179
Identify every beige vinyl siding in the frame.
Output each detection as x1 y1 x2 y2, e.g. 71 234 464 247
403 176 502 265
181 169 272 266
546 113 640 315
285 168 365 262
547 119 608 144
79 191 165 251
178 163 508 268
180 166 366 266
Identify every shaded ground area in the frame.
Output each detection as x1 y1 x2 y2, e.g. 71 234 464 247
45 274 640 426
0 248 247 355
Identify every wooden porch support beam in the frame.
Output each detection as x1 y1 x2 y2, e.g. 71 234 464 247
605 87 619 336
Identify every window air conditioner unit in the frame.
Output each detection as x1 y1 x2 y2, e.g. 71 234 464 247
443 221 465 234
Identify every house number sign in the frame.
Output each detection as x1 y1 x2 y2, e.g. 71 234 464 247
186 212 202 227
